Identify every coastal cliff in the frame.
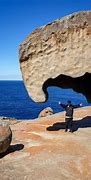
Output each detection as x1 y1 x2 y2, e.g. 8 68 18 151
0 106 91 180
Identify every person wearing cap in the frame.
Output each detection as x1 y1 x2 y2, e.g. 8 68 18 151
59 100 82 132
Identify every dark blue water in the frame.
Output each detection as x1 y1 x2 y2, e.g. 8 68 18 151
0 81 90 120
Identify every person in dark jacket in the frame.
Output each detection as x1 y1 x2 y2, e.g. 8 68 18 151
59 100 82 132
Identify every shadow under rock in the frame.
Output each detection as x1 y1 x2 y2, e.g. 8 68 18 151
46 116 91 132
0 143 24 159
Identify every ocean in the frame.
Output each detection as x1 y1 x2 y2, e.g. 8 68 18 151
0 80 90 120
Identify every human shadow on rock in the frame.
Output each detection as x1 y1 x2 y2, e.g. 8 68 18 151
0 143 24 159
46 116 91 132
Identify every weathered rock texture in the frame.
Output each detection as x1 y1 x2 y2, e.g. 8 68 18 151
38 107 54 117
0 121 12 153
0 106 91 180
19 11 91 102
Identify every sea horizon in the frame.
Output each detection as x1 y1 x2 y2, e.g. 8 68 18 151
0 80 90 120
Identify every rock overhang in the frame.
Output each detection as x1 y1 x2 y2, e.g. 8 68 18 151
19 11 91 103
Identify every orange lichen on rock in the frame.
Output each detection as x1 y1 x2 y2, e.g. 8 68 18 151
0 106 91 179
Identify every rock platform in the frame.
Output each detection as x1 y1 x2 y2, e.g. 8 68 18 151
0 106 91 180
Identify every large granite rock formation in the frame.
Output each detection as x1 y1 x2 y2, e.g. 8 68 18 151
0 121 12 153
38 107 54 117
19 11 91 102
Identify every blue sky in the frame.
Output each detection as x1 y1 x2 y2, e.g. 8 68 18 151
0 0 91 80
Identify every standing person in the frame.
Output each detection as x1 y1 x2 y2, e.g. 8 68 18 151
59 100 82 132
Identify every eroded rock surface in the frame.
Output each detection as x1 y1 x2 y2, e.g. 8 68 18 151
19 11 91 102
0 121 12 153
0 106 91 180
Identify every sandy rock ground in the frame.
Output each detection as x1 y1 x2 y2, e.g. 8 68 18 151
0 106 91 180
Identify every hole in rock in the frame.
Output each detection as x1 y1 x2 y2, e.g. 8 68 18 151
44 87 89 114
43 72 91 103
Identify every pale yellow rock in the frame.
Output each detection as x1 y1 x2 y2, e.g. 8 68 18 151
19 11 91 102
38 107 54 117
